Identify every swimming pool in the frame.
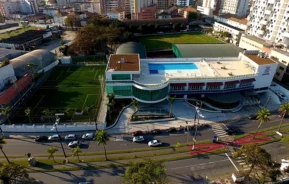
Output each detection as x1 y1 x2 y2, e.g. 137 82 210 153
148 63 198 71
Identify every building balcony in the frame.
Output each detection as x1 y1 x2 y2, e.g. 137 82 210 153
260 20 268 25
257 29 265 35
283 32 289 38
268 0 275 4
265 10 271 15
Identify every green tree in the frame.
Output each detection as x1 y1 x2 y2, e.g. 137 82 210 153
106 102 115 121
24 107 32 124
188 12 197 20
132 99 139 112
0 144 10 163
60 39 65 46
72 146 82 162
107 93 115 103
278 102 289 131
83 105 94 123
64 107 73 121
175 142 181 152
64 15 80 29
123 159 168 184
233 144 274 179
0 58 10 68
282 135 289 149
254 108 270 139
95 130 109 161
24 62 38 82
168 96 176 116
1 107 11 124
0 163 30 184
0 14 4 23
42 109 55 123
47 146 58 163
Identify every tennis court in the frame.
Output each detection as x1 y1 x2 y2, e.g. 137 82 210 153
11 66 106 123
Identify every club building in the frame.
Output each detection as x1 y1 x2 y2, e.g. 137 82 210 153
105 50 278 104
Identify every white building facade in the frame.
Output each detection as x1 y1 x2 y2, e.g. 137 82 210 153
0 0 39 17
247 0 289 48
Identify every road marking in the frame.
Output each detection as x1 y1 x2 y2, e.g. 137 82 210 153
225 153 239 172
170 159 229 170
222 123 228 129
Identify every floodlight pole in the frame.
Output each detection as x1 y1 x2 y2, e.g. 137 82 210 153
53 117 68 163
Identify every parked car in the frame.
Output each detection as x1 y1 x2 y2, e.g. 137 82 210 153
151 129 161 134
65 134 76 140
34 136 48 142
68 141 82 148
48 134 60 141
82 133 94 140
279 113 288 118
276 91 287 100
248 114 257 120
167 127 177 133
225 127 239 135
148 140 162 147
132 131 144 136
133 136 145 143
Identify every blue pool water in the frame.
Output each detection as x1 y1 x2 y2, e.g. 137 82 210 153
148 63 198 71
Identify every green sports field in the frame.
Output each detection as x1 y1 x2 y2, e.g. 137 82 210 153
12 66 106 123
138 33 222 50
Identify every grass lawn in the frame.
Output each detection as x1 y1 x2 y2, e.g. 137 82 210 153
0 26 38 39
137 32 222 50
11 66 106 123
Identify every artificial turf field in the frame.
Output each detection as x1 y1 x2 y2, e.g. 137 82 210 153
137 32 222 50
11 66 106 123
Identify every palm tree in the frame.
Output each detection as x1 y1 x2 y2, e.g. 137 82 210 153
1 107 11 124
42 109 55 123
131 99 139 112
254 108 270 139
168 96 176 116
47 146 58 163
24 108 31 124
82 105 94 123
106 102 115 121
64 107 73 122
72 146 82 162
107 93 115 104
0 145 10 163
95 130 109 161
24 62 38 82
278 102 289 131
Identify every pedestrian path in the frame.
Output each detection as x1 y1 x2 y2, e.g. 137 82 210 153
235 154 251 171
211 124 231 141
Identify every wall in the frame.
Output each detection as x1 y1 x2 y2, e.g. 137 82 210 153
0 64 15 90
239 36 264 50
213 15 247 30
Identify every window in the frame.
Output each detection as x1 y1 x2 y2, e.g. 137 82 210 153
111 74 131 80
276 72 280 76
279 66 285 70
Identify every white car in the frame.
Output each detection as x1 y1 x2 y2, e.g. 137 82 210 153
276 91 287 100
133 136 145 143
148 140 162 147
65 134 76 140
68 141 82 148
82 133 94 140
280 159 289 171
48 134 60 141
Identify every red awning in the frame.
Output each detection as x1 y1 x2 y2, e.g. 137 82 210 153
240 78 256 83
170 83 186 87
225 80 239 85
207 82 223 86
189 83 205 86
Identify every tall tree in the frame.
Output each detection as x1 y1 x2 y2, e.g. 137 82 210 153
64 107 73 121
254 108 270 139
0 163 30 184
72 146 82 162
1 107 11 124
106 102 114 121
24 62 38 82
64 15 80 29
82 105 94 123
42 109 55 123
132 99 139 112
47 146 58 163
278 102 289 131
123 159 168 184
95 130 109 161
168 96 176 116
24 107 31 124
0 145 10 163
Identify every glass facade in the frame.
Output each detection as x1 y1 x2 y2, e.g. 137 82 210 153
132 86 168 101
106 86 132 96
111 74 131 80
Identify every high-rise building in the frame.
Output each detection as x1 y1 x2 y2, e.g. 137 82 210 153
130 0 157 19
0 0 39 17
158 0 174 10
197 0 248 17
100 0 126 14
176 0 193 6
246 0 289 47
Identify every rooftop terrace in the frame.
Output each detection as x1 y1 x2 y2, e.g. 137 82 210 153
107 54 140 72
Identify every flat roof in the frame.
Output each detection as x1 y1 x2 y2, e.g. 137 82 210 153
242 35 272 47
220 14 247 25
215 21 244 32
0 30 47 44
173 44 242 58
107 54 140 72
245 54 276 65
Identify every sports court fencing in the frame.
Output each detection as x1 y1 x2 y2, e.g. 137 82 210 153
71 55 107 64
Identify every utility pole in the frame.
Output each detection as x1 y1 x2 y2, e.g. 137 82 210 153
192 102 202 150
186 121 189 144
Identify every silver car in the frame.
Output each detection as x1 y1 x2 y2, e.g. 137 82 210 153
65 134 76 140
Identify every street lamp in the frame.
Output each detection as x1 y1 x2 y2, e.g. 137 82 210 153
192 102 202 150
186 121 189 144
51 117 68 163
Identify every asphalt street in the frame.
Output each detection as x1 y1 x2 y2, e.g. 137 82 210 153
3 114 285 156
28 142 288 184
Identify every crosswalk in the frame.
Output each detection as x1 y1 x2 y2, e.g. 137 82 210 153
235 154 251 171
211 124 231 141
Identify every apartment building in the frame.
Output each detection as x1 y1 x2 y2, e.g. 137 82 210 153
100 0 125 14
107 9 125 20
176 0 194 6
158 0 175 10
130 0 157 20
0 0 39 17
246 0 289 48
197 0 248 17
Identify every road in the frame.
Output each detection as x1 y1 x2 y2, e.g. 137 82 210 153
3 114 284 156
28 142 288 184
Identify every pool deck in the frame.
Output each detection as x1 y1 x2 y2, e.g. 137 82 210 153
133 58 256 85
